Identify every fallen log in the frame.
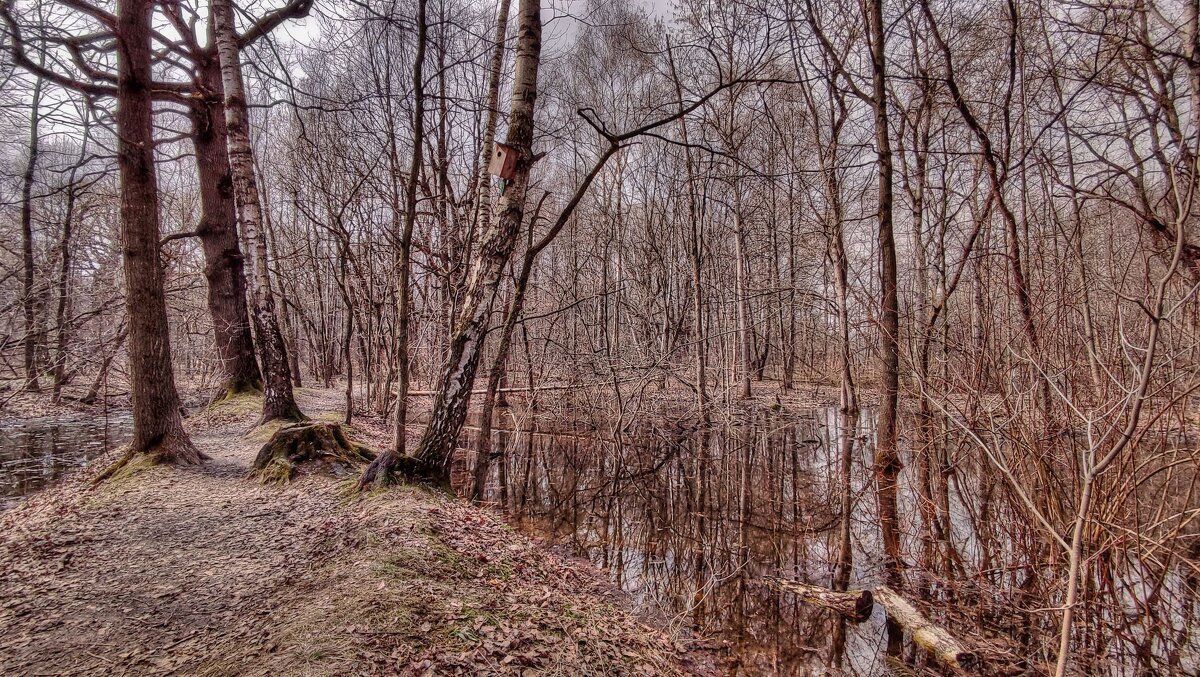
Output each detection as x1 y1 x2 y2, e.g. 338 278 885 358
874 585 977 672
763 577 874 622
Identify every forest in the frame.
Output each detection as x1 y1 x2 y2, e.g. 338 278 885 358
0 0 1197 674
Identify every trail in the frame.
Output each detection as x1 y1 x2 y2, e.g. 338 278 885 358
0 390 699 676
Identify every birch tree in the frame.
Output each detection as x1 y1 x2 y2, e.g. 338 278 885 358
211 0 306 422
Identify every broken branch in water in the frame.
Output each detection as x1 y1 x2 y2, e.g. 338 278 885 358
763 577 874 622
873 585 978 672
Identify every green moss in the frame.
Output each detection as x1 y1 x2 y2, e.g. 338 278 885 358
210 384 262 403
485 561 514 580
374 555 410 579
335 479 363 500
246 419 285 443
251 457 294 485
98 452 159 487
205 391 264 416
415 535 474 579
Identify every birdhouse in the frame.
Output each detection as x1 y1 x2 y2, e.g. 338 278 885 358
488 142 518 180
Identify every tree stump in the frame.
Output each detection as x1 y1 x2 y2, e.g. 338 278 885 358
763 577 874 622
251 421 375 484
874 585 978 672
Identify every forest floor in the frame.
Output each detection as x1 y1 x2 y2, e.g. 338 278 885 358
0 389 706 676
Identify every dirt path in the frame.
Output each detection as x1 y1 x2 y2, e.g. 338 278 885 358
0 391 701 676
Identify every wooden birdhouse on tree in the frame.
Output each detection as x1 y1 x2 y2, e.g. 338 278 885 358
488 142 518 180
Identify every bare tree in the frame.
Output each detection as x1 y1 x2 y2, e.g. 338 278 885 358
108 0 200 467
211 0 305 422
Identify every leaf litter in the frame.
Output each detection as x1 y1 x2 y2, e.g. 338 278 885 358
0 389 710 675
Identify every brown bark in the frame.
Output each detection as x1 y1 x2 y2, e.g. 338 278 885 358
20 71 44 393
358 0 428 489
191 50 262 401
212 0 303 423
109 0 200 467
867 0 904 655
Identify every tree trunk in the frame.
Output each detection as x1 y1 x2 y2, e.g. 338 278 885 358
83 325 127 405
470 248 533 501
52 109 91 403
764 578 873 622
405 0 542 487
874 586 978 671
211 0 303 423
465 1 517 501
472 0 513 234
867 0 904 655
191 51 262 401
733 209 752 400
109 0 200 467
20 72 44 393
667 40 709 420
358 0 428 489
340 250 354 425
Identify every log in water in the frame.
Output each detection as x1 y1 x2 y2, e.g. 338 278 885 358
763 577 874 622
874 585 977 672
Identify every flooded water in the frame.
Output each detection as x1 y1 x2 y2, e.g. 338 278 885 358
1 400 1193 673
0 413 131 509
466 405 1200 676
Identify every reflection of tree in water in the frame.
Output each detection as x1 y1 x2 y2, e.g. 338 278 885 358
0 416 130 506
467 406 1198 675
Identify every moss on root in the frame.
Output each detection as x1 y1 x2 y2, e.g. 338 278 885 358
95 451 160 486
251 421 376 485
356 451 450 492
195 391 265 428
94 436 207 486
247 419 286 444
208 380 263 406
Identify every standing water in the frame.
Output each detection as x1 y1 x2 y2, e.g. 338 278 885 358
0 413 131 510
467 405 1198 675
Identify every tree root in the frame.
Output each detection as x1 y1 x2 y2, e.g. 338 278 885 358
260 399 308 426
251 421 375 484
208 378 263 405
94 433 207 485
357 450 449 492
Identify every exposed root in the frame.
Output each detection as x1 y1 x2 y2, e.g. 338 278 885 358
355 444 453 492
208 379 263 406
260 400 308 426
94 433 207 485
251 421 375 484
357 450 449 492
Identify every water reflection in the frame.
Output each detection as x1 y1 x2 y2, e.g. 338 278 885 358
0 414 131 509
464 406 1198 675
465 407 891 674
